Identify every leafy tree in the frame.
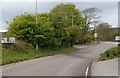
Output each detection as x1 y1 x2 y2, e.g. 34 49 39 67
49 3 85 47
7 13 53 48
109 32 119 41
7 4 87 49
65 25 81 46
84 35 94 44
96 23 111 41
7 14 36 42
49 3 85 27
35 13 53 48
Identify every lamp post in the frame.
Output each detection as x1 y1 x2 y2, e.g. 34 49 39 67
35 0 38 50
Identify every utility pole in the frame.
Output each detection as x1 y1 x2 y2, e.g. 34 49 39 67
72 16 73 26
36 0 38 50
71 13 75 26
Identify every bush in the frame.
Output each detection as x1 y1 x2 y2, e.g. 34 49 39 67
99 46 120 61
2 40 35 53
84 35 94 44
109 32 119 41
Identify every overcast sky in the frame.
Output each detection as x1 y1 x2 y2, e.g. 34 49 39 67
1 0 119 30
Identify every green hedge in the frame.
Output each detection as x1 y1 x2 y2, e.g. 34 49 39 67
99 44 120 61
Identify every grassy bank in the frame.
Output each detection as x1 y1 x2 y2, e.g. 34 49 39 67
2 47 78 65
99 45 120 61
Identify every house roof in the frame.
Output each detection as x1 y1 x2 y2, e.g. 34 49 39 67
0 29 8 33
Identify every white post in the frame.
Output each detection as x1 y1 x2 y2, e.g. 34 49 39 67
36 39 38 50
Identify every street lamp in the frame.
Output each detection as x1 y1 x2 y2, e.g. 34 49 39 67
35 0 38 50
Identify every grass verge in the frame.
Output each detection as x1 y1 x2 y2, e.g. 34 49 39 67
2 47 78 65
99 45 120 61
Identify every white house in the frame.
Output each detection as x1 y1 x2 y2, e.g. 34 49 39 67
0 29 8 35
0 29 15 43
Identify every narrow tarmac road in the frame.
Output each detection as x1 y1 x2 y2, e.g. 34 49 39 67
2 42 118 76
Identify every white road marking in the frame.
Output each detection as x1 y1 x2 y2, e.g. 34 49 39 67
104 42 119 45
85 65 89 78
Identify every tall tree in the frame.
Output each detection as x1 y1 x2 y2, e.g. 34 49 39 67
49 3 85 47
96 23 111 41
7 13 53 48
81 7 101 36
7 4 86 48
65 25 81 46
49 3 85 27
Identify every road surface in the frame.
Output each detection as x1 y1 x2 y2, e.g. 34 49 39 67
2 42 118 76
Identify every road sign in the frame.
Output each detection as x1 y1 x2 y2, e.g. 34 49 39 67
1 37 15 43
94 33 97 38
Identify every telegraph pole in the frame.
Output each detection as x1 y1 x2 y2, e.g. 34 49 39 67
36 0 38 50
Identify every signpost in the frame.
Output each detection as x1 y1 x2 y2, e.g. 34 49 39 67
94 33 97 38
94 33 98 43
1 37 15 43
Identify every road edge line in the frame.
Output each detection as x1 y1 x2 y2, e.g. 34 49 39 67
91 59 97 76
85 57 99 78
91 56 100 76
85 65 90 78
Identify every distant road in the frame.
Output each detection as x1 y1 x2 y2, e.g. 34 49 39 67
2 42 118 76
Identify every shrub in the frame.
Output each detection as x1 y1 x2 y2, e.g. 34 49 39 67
2 40 35 53
84 35 94 44
109 32 119 41
99 46 120 61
